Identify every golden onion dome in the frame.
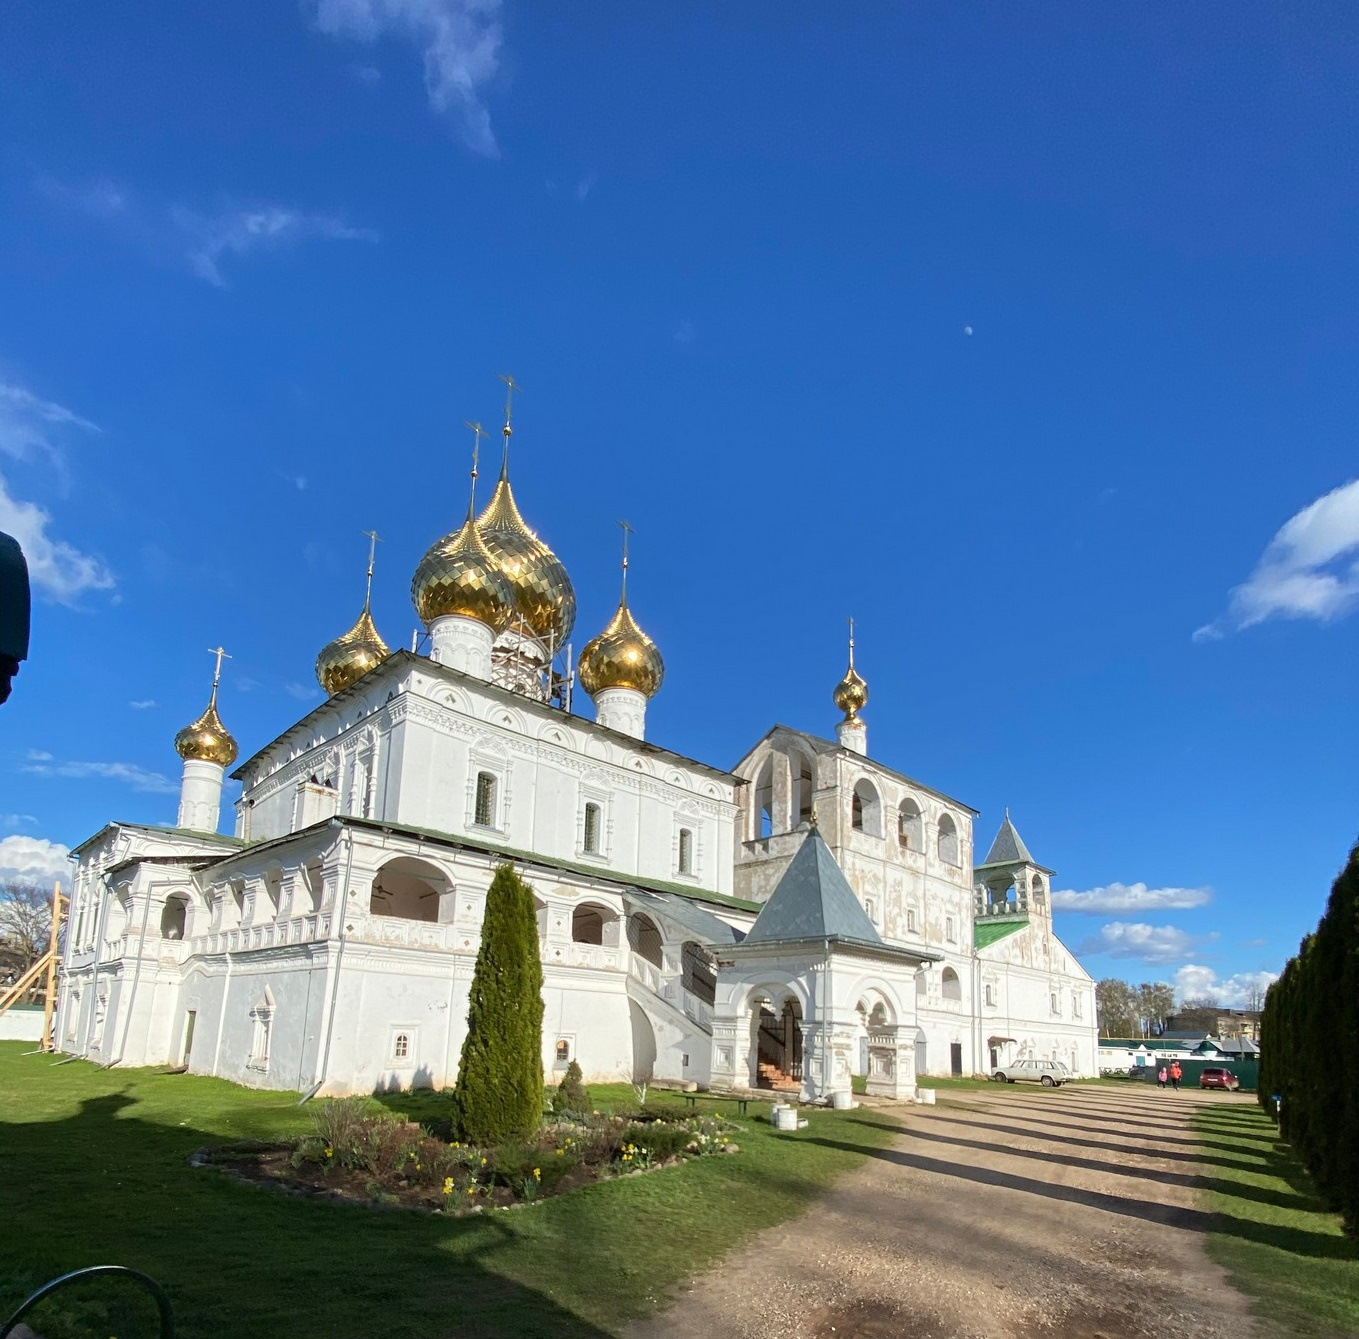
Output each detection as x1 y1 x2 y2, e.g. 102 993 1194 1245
412 511 516 633
833 662 868 720
174 688 238 767
476 473 576 646
578 598 664 699
315 604 390 696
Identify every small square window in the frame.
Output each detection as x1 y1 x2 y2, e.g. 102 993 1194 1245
906 908 917 934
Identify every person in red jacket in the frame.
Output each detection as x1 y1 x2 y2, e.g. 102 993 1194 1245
1169 1061 1183 1091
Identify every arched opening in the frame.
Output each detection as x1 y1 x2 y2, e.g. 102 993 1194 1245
369 857 449 922
753 757 774 839
851 779 881 836
1031 874 1046 910
629 998 657 1083
681 941 716 1005
898 798 923 850
914 1028 928 1077
937 813 959 865
754 993 803 1090
301 860 324 914
941 966 962 1002
792 751 816 826
160 895 188 940
571 902 611 945
627 912 663 968
261 867 283 920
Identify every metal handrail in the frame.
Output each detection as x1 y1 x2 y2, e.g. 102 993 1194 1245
0 1265 174 1339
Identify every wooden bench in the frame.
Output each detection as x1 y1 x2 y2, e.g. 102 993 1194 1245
682 1091 752 1116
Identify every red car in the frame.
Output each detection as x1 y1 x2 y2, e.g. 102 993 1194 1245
1199 1067 1240 1091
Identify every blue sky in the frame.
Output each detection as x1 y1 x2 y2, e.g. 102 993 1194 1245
3 2 1358 1006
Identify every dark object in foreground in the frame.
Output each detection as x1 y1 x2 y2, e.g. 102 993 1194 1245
0 531 30 705
0 1265 175 1338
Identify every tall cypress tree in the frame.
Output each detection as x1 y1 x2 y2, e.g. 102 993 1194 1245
452 863 545 1145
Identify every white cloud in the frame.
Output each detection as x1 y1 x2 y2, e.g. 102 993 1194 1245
0 835 72 888
308 0 503 156
1052 881 1213 914
1196 479 1359 640
0 814 37 829
0 380 99 463
0 473 115 606
576 173 597 202
1174 964 1279 1008
128 699 157 710
21 755 176 794
172 205 379 288
284 681 321 701
1078 921 1214 963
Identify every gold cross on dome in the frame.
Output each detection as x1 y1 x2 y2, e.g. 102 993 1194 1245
208 645 231 688
498 373 520 433
617 519 634 596
361 530 381 604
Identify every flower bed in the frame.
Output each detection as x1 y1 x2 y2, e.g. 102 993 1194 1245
196 1097 739 1213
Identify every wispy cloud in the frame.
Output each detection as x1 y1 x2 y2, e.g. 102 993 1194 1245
0 472 115 606
172 204 378 287
43 176 377 287
0 834 72 888
1174 964 1279 1008
1196 479 1359 640
284 681 321 702
21 751 176 794
128 699 157 710
0 813 37 829
1077 921 1214 963
576 173 597 202
0 380 99 465
1052 882 1213 914
307 0 503 156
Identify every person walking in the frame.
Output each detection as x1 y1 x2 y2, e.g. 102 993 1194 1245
1169 1061 1182 1092
1157 1065 1168 1090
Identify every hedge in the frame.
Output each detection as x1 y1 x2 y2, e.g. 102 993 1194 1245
1258 839 1359 1236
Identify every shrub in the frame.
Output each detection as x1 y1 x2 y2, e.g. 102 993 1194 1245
624 1121 691 1163
451 864 545 1145
551 1060 591 1115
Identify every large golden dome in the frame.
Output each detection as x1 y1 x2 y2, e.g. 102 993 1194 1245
833 662 868 720
174 688 238 767
476 472 576 647
412 511 516 633
316 605 390 696
578 598 664 699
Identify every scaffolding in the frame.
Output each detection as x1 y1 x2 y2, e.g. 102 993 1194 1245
0 880 65 1051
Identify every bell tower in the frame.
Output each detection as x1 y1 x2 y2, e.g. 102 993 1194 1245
973 810 1053 923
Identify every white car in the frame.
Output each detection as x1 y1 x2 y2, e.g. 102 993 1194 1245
992 1059 1069 1087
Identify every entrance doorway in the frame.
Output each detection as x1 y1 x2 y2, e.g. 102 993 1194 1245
755 998 802 1091
950 1042 963 1077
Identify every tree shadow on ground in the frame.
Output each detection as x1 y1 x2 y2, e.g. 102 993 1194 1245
806 1136 1359 1262
0 1092 614 1339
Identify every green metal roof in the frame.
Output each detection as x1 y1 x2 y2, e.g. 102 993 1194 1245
974 916 1028 950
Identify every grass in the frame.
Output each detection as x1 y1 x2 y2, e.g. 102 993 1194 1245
1193 1102 1359 1338
0 1043 899 1339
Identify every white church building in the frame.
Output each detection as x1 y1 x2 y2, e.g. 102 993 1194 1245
56 407 1097 1101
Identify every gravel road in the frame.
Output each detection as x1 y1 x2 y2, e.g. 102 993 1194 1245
628 1084 1258 1339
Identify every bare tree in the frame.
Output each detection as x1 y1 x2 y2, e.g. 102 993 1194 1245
1243 981 1268 1014
1181 994 1219 1010
1096 978 1137 1037
0 880 56 987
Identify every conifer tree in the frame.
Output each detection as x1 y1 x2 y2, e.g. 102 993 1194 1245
451 863 544 1145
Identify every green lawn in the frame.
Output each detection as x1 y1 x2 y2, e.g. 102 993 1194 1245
1193 1102 1359 1338
0 1043 899 1339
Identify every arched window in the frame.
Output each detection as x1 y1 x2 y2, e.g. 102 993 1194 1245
753 758 774 839
160 896 188 940
393 1032 410 1060
678 827 694 875
572 904 607 944
474 772 497 827
898 799 923 850
941 966 962 1001
937 813 959 865
1031 874 1046 909
851 779 881 837
583 802 602 854
627 913 664 968
370 857 448 923
792 752 815 826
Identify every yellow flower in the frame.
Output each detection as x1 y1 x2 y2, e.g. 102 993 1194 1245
480 1156 487 1166
533 1168 541 1179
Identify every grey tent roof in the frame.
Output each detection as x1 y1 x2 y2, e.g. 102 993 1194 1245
743 826 882 947
981 811 1033 867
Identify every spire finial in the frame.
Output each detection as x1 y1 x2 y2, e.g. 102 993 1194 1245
207 645 231 707
848 615 856 670
617 518 633 602
361 530 381 610
464 420 485 520
497 373 519 480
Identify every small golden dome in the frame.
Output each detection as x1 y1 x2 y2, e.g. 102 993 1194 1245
578 599 664 699
316 605 390 696
412 513 516 633
833 663 868 720
174 689 238 767
477 474 576 646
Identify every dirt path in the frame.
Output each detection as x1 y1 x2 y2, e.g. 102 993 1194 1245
628 1084 1259 1339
